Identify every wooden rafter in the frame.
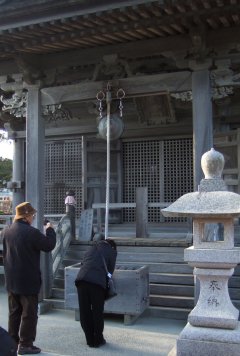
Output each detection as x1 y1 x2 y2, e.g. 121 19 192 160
0 0 239 63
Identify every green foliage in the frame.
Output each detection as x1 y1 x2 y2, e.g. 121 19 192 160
0 157 12 187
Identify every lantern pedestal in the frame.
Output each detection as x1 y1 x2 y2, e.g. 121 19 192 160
185 247 240 329
175 322 240 356
188 267 238 329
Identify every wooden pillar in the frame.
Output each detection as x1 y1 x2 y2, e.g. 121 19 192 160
136 187 148 238
26 85 44 223
191 60 213 190
12 138 25 209
237 128 240 195
191 61 213 305
25 84 51 299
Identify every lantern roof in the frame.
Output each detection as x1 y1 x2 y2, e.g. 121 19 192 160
162 148 240 219
162 191 240 218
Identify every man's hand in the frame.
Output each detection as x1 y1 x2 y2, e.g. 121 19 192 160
46 222 54 229
44 222 54 234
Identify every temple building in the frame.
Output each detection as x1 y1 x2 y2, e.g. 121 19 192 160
0 0 239 318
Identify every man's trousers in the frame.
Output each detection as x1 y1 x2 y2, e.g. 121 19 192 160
76 281 105 346
8 292 38 347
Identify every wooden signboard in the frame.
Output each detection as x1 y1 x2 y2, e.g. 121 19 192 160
78 209 94 241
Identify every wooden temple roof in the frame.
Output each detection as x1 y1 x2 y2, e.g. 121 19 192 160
0 1 240 133
0 0 240 64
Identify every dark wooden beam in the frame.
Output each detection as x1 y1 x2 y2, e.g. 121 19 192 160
3 24 233 72
0 59 18 75
41 71 192 105
216 115 240 124
0 0 164 30
39 35 191 69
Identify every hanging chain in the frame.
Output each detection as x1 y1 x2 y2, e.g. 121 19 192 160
97 86 125 118
96 90 105 119
117 88 125 118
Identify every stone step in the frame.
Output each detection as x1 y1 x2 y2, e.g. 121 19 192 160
53 278 65 289
52 287 65 299
233 265 240 275
150 273 194 285
107 231 187 238
232 300 240 309
229 287 240 300
47 296 239 320
62 259 77 268
52 283 239 313
68 243 187 253
146 263 193 274
65 250 185 263
44 298 65 310
55 268 64 279
52 284 195 300
150 294 194 309
150 283 194 297
229 276 240 288
53 285 239 306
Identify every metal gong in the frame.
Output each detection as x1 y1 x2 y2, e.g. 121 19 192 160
97 113 124 141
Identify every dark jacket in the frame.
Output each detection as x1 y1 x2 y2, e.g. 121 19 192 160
2 220 56 295
0 326 17 356
75 240 117 290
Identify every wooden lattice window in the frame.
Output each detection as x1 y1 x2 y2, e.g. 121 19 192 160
163 138 193 222
44 138 83 217
122 138 193 223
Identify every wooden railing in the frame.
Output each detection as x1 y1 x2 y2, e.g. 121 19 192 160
92 187 172 238
52 214 72 279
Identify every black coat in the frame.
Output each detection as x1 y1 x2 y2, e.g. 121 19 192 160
2 220 56 295
0 326 17 356
75 240 117 290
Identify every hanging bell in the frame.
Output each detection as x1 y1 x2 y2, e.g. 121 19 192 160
97 113 124 141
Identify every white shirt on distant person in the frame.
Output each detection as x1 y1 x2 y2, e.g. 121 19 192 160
65 196 76 206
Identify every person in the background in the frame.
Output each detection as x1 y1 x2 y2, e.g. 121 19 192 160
75 237 117 348
65 190 76 239
2 202 56 355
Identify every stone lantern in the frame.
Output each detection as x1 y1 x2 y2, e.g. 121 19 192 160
162 148 240 356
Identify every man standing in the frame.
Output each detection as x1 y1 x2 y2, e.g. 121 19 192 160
2 202 56 355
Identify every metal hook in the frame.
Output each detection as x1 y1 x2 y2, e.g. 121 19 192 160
116 88 125 99
96 91 105 101
107 81 112 91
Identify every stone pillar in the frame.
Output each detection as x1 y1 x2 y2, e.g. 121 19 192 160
191 60 213 191
12 138 25 209
25 84 51 299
